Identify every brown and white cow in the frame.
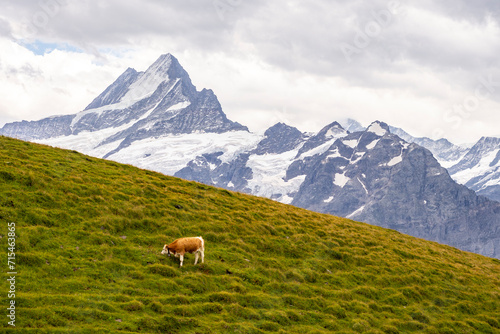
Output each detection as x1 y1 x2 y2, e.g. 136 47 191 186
161 236 205 267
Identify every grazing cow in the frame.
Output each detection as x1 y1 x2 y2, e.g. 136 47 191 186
161 236 205 267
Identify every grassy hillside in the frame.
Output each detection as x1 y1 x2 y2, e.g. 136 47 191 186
0 135 499 333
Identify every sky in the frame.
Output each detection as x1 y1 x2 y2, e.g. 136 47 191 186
0 0 500 144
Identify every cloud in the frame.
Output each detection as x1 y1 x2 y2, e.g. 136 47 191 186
0 17 12 38
0 0 499 144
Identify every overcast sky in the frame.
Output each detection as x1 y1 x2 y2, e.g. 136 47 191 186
1 0 499 144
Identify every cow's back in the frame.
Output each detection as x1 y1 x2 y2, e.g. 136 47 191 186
168 237 203 254
183 237 203 253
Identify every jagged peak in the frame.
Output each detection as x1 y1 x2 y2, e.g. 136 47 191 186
318 121 347 138
342 118 365 133
264 122 301 135
149 54 189 79
477 136 500 144
366 121 390 136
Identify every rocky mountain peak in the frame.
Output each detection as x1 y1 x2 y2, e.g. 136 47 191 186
0 52 247 146
84 67 140 111
295 122 348 158
342 118 365 133
365 121 390 137
253 123 305 155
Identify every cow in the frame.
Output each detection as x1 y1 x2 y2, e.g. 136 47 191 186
161 236 205 267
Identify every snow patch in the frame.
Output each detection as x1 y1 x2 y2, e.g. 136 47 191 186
343 139 358 148
167 101 190 111
324 196 334 203
367 122 388 136
351 152 365 164
300 139 336 159
357 177 368 194
334 172 350 188
387 155 403 166
325 148 342 160
365 139 379 150
347 205 365 219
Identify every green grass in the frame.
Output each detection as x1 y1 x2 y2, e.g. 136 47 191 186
0 135 499 333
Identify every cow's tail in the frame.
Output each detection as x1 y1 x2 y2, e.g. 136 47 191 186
198 236 205 251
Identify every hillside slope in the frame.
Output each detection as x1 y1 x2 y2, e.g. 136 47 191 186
0 136 499 333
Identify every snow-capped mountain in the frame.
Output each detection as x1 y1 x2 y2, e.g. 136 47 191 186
448 137 500 202
341 118 365 133
290 122 500 257
340 121 471 168
388 126 470 168
0 53 247 157
1 54 499 258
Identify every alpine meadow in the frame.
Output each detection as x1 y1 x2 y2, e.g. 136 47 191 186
0 136 499 333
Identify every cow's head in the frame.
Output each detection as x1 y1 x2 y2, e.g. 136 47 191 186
161 244 171 256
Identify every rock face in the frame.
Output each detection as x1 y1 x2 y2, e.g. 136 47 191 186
1 54 499 258
252 123 305 155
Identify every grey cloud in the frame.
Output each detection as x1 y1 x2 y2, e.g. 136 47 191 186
222 0 500 101
5 63 42 79
7 0 266 53
419 0 500 23
3 0 500 114
0 17 12 38
6 0 497 81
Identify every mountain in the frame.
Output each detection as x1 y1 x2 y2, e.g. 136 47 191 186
1 54 500 258
2 135 500 333
0 53 247 157
291 121 500 258
341 118 365 133
339 121 471 169
374 125 500 203
448 137 500 202
388 125 470 168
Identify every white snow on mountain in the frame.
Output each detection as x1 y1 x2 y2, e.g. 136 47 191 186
446 137 500 201
347 205 365 219
452 148 500 185
41 129 262 176
299 138 339 159
367 122 388 136
167 101 190 111
246 149 305 201
120 55 172 103
343 139 358 148
37 122 131 157
109 131 262 175
365 138 379 150
334 172 350 187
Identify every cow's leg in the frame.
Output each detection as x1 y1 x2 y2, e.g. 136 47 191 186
179 254 184 267
200 250 204 263
194 252 199 265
